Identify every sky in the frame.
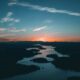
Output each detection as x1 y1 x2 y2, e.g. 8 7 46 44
0 0 80 42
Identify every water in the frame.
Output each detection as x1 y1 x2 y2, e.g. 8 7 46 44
3 44 80 80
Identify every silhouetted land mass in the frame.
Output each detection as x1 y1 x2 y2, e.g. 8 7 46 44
67 77 80 80
46 42 80 71
31 58 48 63
0 64 39 79
47 54 58 59
39 42 80 72
0 42 41 79
0 42 80 79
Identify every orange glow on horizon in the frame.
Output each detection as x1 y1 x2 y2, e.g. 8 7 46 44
10 35 80 42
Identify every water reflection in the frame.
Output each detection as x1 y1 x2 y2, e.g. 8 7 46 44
4 44 80 80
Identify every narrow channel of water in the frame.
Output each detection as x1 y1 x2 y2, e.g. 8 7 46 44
4 44 80 80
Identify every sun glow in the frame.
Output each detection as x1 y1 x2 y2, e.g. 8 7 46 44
36 38 47 42
11 35 80 42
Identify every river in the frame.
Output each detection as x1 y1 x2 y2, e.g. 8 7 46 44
3 44 80 80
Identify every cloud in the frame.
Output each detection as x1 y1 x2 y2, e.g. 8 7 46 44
8 2 80 16
8 2 16 6
7 12 13 17
8 27 27 32
1 12 13 23
0 27 26 32
8 19 20 26
44 20 53 23
9 29 26 32
33 26 47 32
8 23 14 26
8 18 14 21
8 0 17 6
0 28 7 31
0 12 20 24
0 38 10 41
1 17 10 23
14 19 20 23
0 34 15 37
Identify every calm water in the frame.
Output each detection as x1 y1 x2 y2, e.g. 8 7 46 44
3 44 80 80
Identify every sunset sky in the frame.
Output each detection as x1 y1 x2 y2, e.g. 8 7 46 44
0 0 80 42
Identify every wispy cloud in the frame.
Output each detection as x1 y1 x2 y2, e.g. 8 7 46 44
33 26 47 32
0 33 15 37
9 28 26 32
8 27 26 32
0 27 26 33
44 20 53 24
0 12 13 23
7 12 13 17
14 19 20 23
8 2 80 16
0 28 7 31
0 12 20 24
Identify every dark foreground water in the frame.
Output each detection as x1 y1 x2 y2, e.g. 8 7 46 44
0 42 80 80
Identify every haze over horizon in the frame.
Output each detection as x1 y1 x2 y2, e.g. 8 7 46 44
0 0 80 42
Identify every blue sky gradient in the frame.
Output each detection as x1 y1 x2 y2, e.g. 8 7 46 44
0 0 80 42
